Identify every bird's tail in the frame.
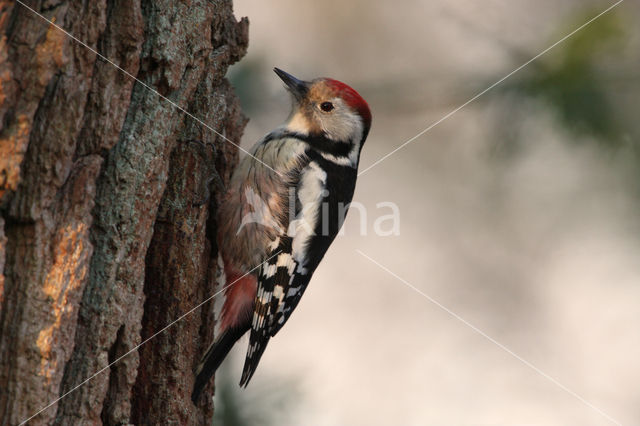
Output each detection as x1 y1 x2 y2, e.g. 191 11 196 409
191 325 248 404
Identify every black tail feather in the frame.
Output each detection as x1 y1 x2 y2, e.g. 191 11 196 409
238 333 270 388
192 325 248 404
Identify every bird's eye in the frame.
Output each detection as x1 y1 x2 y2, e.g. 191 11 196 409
320 101 334 112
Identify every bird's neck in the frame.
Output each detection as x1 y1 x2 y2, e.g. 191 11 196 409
285 111 315 136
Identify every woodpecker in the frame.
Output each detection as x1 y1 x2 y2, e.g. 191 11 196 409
192 68 371 403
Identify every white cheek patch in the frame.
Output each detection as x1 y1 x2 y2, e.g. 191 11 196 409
288 162 327 274
320 98 363 142
317 99 364 167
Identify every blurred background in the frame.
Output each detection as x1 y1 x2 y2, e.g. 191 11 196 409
215 1 640 424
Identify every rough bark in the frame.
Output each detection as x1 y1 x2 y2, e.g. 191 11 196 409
0 0 247 424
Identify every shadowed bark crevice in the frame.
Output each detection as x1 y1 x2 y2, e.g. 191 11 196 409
101 323 125 426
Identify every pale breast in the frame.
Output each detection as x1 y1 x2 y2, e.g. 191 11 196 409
217 137 307 271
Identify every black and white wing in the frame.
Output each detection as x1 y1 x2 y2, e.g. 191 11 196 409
239 236 311 386
239 161 335 386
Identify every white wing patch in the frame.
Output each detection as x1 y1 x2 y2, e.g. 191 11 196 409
287 162 327 274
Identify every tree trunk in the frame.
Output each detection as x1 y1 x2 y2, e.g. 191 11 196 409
0 0 248 424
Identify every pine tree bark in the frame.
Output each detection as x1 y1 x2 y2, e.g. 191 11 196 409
0 0 248 424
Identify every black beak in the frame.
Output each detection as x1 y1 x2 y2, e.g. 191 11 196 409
274 67 309 101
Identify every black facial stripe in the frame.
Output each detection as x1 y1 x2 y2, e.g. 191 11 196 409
280 131 352 157
305 149 349 169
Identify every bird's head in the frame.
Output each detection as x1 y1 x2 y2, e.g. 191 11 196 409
274 68 371 146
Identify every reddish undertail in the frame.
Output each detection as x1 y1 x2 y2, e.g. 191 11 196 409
191 262 256 403
219 263 257 331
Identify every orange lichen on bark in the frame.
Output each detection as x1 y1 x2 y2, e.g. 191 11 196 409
36 222 89 383
0 21 68 202
0 114 30 200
